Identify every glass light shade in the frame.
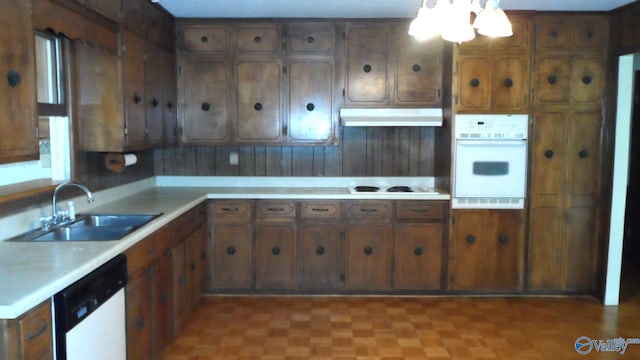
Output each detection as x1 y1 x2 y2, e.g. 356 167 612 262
408 7 441 41
476 7 512 37
441 1 476 43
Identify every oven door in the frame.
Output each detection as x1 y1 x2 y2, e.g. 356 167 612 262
454 139 527 198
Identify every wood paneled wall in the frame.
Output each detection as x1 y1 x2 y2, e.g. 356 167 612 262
76 150 155 192
154 127 437 177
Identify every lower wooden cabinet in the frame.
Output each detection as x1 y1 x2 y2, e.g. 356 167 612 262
210 223 253 289
299 223 342 289
256 224 296 289
125 269 153 360
395 223 442 290
344 224 392 290
0 300 53 360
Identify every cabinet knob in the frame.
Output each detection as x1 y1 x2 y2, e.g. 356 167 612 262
254 102 263 111
151 98 159 107
166 101 174 109
272 246 281 255
466 235 476 244
254 36 262 43
579 149 589 159
7 70 21 88
200 36 209 43
498 235 509 244
201 102 210 111
363 64 372 73
364 246 373 256
134 93 142 104
544 149 554 159
316 246 325 255
547 75 557 85
306 36 315 43
306 103 315 111
160 292 169 304
414 246 423 256
226 246 236 255
550 30 558 39
412 64 421 73
582 76 592 85
135 316 146 331
585 30 593 39
470 78 480 88
504 78 514 88
190 262 197 271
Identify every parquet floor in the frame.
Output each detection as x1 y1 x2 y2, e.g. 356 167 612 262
162 264 640 360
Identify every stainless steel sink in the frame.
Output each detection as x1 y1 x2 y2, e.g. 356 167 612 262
7 213 161 242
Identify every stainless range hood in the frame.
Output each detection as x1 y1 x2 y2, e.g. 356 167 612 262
339 108 443 127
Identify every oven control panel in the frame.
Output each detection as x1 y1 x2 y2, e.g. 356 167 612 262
455 114 528 140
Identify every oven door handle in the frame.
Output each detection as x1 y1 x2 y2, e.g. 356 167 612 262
457 139 527 146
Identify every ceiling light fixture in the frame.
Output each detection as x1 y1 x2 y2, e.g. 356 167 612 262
409 0 512 43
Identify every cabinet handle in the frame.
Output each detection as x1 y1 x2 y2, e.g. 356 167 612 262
160 292 169 304
306 36 315 43
306 103 315 111
267 207 285 212
466 235 476 244
7 70 21 88
412 64 421 73
547 75 557 85
363 64 372 73
254 102 263 111
136 316 146 331
151 98 159 107
414 246 423 256
200 36 209 43
25 323 48 341
498 235 509 244
544 149 554 159
166 101 174 109
221 207 239 212
316 246 325 255
550 30 558 39
201 102 210 111
504 78 514 88
254 36 262 43
359 208 378 213
134 93 142 104
579 149 589 158
226 246 236 255
582 76 592 85
585 30 593 39
364 246 373 255
311 208 329 212
411 208 429 213
272 246 281 255
190 262 197 271
470 78 480 87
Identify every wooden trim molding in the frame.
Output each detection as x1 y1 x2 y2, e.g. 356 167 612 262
0 179 63 217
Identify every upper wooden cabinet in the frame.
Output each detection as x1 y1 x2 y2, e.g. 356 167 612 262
180 25 230 53
235 24 281 53
122 0 174 51
0 0 38 164
84 0 121 21
535 14 607 54
533 56 605 105
344 22 443 107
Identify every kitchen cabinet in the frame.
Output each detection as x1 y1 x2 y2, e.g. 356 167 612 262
255 201 297 289
533 56 605 105
344 22 443 107
125 267 153 360
0 0 38 164
534 15 607 53
528 110 601 292
123 30 148 149
151 253 173 360
299 201 342 289
0 300 53 360
394 201 445 290
210 200 254 290
449 210 524 291
145 46 176 147
455 13 531 113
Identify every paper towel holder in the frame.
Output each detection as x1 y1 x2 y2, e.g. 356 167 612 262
105 152 138 173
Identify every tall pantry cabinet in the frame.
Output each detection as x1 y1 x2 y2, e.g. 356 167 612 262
527 15 607 292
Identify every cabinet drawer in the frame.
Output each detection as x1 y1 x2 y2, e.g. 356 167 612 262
236 25 281 53
396 201 444 220
181 25 229 53
125 227 171 275
174 203 207 239
210 200 252 222
256 200 296 219
301 201 341 219
345 201 392 220
19 300 53 360
287 24 334 54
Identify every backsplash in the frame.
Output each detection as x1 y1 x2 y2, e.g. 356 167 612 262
76 150 155 192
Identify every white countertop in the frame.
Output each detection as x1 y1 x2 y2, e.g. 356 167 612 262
0 176 450 319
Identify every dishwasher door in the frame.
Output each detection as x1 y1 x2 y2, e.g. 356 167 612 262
54 254 127 360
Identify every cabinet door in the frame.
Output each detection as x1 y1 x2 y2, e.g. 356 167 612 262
564 207 597 291
533 57 570 104
345 25 390 104
19 300 53 360
287 24 335 54
256 224 296 289
535 16 569 51
235 25 281 53
123 31 147 148
287 60 333 143
126 271 153 360
181 25 229 53
144 46 164 146
160 51 178 146
152 253 173 359
566 111 601 204
211 224 253 289
122 0 146 37
569 57 605 104
457 56 491 112
492 56 528 112
394 223 442 290
185 225 207 313
171 241 187 333
450 211 486 290
236 60 282 143
181 60 230 143
345 224 392 290
395 26 441 106
489 211 523 290
528 206 564 290
530 111 566 201
299 223 341 289
0 0 38 163
572 16 607 51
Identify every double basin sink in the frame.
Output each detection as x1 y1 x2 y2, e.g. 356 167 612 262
9 214 161 242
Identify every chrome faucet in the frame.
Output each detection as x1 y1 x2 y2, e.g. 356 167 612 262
51 182 95 224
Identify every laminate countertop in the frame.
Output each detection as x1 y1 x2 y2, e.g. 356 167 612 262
0 177 450 318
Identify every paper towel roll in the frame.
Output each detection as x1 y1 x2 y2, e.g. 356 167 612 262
105 153 138 172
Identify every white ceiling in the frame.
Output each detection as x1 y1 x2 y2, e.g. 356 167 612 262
156 0 635 19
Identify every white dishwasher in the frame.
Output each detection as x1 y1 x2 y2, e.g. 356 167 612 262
53 254 127 360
